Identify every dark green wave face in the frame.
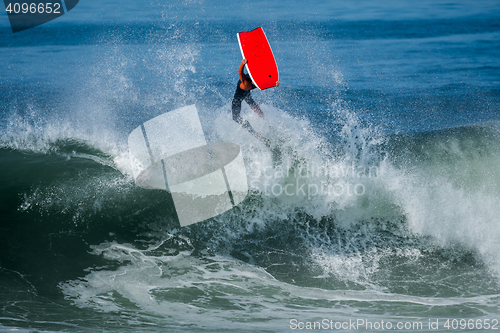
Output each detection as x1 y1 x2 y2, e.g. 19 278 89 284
1 0 500 331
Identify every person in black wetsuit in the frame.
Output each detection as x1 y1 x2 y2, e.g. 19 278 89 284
232 58 279 146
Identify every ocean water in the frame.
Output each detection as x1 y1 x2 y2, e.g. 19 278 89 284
1 0 500 332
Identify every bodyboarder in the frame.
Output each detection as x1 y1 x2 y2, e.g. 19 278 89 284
231 59 279 146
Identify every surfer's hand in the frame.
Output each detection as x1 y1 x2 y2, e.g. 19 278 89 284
242 59 248 65
276 80 280 87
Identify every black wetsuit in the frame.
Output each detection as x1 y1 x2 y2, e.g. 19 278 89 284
231 79 259 136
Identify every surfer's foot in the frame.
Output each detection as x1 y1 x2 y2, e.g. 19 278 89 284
256 132 271 147
260 136 271 147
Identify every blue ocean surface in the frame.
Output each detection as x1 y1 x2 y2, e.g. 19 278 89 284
1 0 500 332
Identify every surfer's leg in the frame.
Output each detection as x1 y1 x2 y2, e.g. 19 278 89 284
244 92 264 118
231 83 245 123
231 97 243 123
231 86 270 146
232 95 259 136
244 93 256 108
241 120 258 136
244 93 270 145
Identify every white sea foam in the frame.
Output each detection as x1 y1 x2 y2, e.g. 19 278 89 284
60 239 500 330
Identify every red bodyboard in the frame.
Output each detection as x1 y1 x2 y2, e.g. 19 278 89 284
237 27 279 90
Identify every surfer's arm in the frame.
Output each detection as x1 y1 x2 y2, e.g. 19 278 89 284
239 59 253 90
238 60 246 82
233 112 259 135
